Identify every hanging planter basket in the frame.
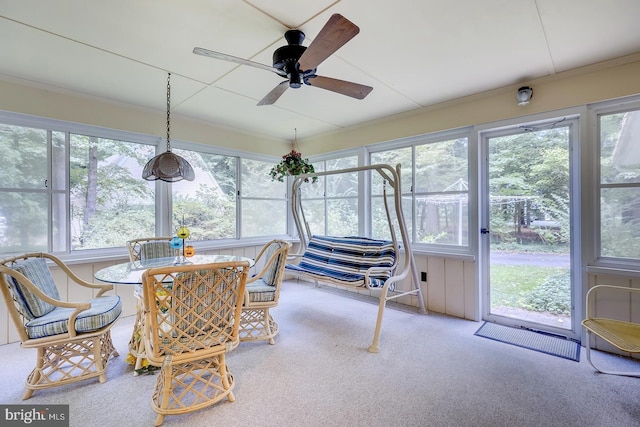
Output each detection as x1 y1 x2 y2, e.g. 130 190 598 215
269 150 318 183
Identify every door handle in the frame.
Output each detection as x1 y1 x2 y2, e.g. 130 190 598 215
480 228 490 234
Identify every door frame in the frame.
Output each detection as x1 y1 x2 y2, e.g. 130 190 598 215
478 114 582 341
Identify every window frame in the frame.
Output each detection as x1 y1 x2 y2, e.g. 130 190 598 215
293 149 360 237
366 127 475 257
0 111 285 260
592 98 640 268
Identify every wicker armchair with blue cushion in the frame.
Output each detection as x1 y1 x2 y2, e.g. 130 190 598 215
141 261 249 426
125 237 179 373
239 239 291 344
0 252 121 399
127 236 178 262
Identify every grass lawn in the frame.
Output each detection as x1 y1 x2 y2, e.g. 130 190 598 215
490 264 566 309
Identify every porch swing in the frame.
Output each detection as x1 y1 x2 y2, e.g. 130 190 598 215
285 163 427 353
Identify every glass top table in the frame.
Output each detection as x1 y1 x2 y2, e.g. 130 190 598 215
94 254 254 285
95 253 254 375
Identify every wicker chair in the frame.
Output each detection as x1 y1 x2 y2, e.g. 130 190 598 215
0 252 121 399
582 284 640 377
126 237 178 374
141 261 249 426
239 239 291 344
127 236 178 262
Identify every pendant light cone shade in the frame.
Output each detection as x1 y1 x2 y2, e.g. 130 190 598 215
142 73 195 182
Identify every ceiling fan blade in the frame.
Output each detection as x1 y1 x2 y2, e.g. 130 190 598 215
257 81 290 106
298 14 360 71
193 47 284 75
307 76 372 100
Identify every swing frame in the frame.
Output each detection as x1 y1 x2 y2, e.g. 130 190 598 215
286 163 427 353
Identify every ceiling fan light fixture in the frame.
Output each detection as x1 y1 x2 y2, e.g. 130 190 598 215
142 73 195 182
517 86 533 106
289 70 303 88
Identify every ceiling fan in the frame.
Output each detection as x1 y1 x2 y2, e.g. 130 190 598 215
193 14 373 106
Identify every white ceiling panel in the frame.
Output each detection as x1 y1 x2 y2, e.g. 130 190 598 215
536 0 640 71
1 0 640 141
0 18 205 110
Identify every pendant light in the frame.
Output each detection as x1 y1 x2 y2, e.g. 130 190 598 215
142 73 195 182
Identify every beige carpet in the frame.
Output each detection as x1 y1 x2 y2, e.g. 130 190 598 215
1 280 640 427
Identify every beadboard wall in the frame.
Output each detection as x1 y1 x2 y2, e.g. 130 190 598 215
0 246 478 345
2 244 638 357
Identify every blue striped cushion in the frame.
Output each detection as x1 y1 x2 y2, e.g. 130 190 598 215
140 241 176 260
286 236 396 288
24 295 122 339
10 258 61 319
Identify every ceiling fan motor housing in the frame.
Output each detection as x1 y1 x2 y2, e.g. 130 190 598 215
273 30 312 88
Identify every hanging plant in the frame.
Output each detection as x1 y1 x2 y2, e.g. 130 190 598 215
269 150 318 183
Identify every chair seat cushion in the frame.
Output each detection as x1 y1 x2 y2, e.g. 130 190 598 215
25 295 122 339
246 278 276 303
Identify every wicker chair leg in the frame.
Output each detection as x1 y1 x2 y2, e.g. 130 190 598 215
22 384 35 400
219 354 235 402
239 308 279 344
263 308 275 345
155 413 165 427
129 298 146 376
154 357 173 426
23 348 44 400
95 336 108 383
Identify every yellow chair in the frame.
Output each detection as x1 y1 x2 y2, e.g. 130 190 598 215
141 261 249 426
582 284 640 376
0 252 121 399
239 239 291 344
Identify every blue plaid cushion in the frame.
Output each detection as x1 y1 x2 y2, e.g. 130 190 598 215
262 241 287 286
10 258 61 319
140 241 176 260
246 278 276 302
24 295 122 339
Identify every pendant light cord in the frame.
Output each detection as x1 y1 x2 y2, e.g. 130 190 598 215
166 73 171 152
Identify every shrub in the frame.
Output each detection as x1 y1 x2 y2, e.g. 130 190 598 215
522 271 571 314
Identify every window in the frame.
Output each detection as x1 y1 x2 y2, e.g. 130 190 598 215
370 133 469 248
298 155 359 237
0 124 65 253
172 148 237 240
370 147 412 241
598 107 640 260
0 113 288 256
70 133 156 250
240 158 287 237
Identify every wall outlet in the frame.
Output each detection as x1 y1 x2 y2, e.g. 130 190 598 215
420 272 427 282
